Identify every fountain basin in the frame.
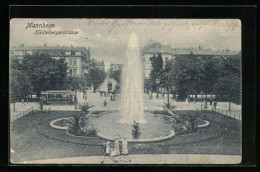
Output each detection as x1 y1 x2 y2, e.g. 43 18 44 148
89 111 174 140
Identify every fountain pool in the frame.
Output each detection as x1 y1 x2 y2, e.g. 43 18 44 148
89 111 173 140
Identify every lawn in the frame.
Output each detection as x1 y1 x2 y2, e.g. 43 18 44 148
10 110 241 162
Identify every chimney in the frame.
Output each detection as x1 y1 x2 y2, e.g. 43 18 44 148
57 44 59 47
44 44 47 47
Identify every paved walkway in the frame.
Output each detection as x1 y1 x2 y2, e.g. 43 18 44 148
10 92 241 121
10 102 38 122
17 154 241 164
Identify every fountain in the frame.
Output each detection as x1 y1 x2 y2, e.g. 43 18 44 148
120 33 146 124
48 33 210 142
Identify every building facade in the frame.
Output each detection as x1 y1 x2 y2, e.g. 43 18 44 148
141 41 240 79
10 44 91 78
173 46 239 57
90 59 105 71
141 41 174 79
110 63 122 72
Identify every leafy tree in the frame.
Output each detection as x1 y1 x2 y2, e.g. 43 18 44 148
67 77 86 93
213 54 241 106
170 55 205 100
66 77 87 107
149 53 164 92
10 68 33 111
86 68 106 92
164 53 241 104
109 69 121 83
20 53 68 97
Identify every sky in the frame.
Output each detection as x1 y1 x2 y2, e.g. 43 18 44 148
10 19 241 68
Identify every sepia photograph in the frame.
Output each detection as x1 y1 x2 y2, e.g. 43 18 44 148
9 19 241 164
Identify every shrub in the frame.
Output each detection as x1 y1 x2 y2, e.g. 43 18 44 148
66 112 87 136
133 143 150 150
78 102 94 115
85 126 97 137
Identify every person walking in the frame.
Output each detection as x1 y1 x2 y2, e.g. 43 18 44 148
214 100 217 110
104 99 107 108
114 138 120 156
204 100 208 109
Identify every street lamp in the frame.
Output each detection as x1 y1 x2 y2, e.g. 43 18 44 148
201 90 203 111
155 78 160 99
167 74 170 108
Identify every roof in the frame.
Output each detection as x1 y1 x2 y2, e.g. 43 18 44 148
11 45 89 56
141 41 173 55
98 76 119 91
91 59 104 66
41 90 74 94
173 48 239 56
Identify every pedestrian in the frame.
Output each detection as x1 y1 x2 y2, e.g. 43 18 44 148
214 100 217 110
204 100 208 109
121 138 128 155
105 142 110 156
114 137 120 156
22 98 24 105
104 99 107 108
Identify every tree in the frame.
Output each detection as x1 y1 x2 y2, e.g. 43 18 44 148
213 54 241 106
10 68 33 111
86 68 106 92
20 53 68 97
109 69 121 83
66 77 87 107
169 55 205 100
149 53 164 92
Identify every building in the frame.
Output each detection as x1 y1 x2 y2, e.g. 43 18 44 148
10 44 91 78
141 41 240 79
98 76 120 99
141 41 174 79
110 63 122 72
173 46 239 57
90 58 105 71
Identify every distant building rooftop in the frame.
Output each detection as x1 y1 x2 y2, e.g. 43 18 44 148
173 47 239 56
11 44 90 56
141 41 173 55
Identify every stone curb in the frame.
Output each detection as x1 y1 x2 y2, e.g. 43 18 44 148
198 120 210 128
97 130 175 143
49 117 70 130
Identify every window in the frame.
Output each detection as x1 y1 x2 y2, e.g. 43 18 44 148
71 51 75 55
165 57 168 61
108 82 112 91
73 69 77 76
69 59 72 65
73 59 77 66
69 69 77 76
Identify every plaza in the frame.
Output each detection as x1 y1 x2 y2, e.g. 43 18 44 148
10 90 241 163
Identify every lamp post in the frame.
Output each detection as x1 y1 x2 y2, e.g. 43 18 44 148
200 90 203 111
167 74 170 108
156 78 160 99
